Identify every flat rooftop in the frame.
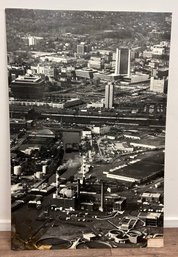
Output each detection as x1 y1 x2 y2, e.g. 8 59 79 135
107 151 164 180
12 75 42 84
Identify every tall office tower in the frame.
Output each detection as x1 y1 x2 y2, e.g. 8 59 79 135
115 48 131 77
105 82 114 109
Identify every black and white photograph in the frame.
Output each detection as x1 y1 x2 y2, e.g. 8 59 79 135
6 8 172 250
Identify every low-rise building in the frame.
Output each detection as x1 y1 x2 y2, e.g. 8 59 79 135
31 64 55 77
141 192 161 203
88 57 102 70
75 69 94 79
91 125 111 135
139 212 163 227
150 77 168 94
130 73 150 84
87 102 104 108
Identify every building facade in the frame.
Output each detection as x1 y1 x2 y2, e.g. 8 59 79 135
115 48 131 77
105 82 114 109
11 74 45 99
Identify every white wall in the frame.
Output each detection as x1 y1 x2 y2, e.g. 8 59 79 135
0 0 178 231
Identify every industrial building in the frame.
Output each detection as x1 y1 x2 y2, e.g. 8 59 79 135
104 152 164 184
139 212 163 227
141 192 162 204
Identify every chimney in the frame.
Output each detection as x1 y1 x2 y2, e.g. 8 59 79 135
76 179 81 209
99 181 104 212
77 179 81 198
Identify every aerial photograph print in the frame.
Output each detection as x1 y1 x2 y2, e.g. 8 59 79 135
6 8 172 250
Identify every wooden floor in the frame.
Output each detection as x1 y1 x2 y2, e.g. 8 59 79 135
0 228 178 257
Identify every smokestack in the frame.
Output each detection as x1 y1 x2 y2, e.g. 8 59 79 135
150 76 154 91
77 179 81 209
55 172 60 196
99 181 104 212
42 165 47 174
77 179 81 198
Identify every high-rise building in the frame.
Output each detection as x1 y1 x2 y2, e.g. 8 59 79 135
77 42 85 55
105 82 114 109
115 48 131 77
